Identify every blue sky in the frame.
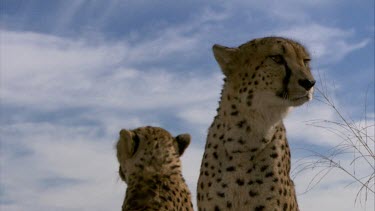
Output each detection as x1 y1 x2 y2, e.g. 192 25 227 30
0 1 374 211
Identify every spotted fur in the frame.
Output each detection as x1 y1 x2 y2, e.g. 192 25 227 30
116 126 193 211
197 37 315 211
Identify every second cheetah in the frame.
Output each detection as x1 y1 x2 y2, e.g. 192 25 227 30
116 126 194 211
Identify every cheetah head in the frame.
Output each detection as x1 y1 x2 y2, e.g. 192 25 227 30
213 37 315 108
116 126 191 183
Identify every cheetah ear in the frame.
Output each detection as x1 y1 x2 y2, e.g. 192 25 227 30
175 133 191 156
213 44 239 76
118 129 139 158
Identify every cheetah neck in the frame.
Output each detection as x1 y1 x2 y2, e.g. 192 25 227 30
217 86 291 139
128 167 183 186
124 173 189 210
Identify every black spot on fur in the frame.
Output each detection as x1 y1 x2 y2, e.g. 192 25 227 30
238 138 245 145
230 111 239 116
270 153 278 158
227 202 232 208
217 192 225 197
283 203 288 211
260 165 269 172
213 152 218 159
236 120 246 128
265 172 274 178
249 190 258 197
254 205 265 211
236 179 245 186
256 180 263 184
226 166 236 172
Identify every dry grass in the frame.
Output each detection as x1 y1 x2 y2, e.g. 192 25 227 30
292 74 374 206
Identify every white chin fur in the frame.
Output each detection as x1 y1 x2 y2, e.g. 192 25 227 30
253 90 313 108
289 90 313 107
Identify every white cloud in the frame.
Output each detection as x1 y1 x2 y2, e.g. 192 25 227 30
1 30 125 74
276 24 370 64
0 122 124 211
178 104 217 126
1 30 125 110
298 183 374 211
285 101 340 146
0 30 221 112
181 146 204 210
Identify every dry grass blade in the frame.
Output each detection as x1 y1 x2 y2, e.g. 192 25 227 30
294 73 374 206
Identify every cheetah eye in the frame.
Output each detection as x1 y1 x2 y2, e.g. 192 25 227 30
269 55 284 64
303 58 311 66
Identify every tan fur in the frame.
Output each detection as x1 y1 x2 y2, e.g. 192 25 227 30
197 37 315 211
116 126 193 211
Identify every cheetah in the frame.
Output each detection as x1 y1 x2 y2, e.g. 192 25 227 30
197 37 315 211
116 126 194 211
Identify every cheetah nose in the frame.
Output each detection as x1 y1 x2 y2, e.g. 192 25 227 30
298 79 316 91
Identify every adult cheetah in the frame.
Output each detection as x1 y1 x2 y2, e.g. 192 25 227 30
197 37 315 211
116 126 194 211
